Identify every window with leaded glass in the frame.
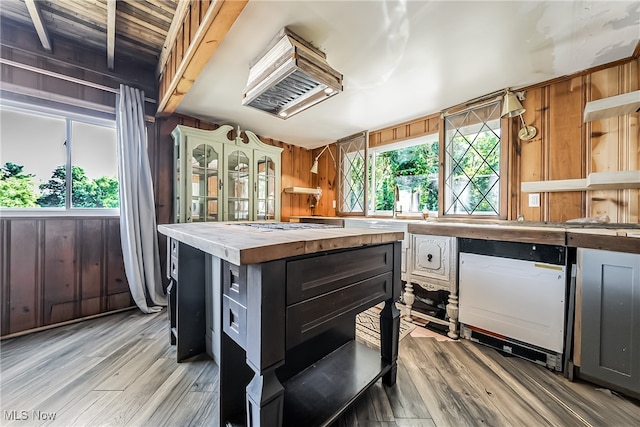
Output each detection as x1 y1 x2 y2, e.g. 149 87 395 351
443 101 504 216
337 132 367 214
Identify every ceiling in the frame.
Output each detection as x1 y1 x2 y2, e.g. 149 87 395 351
1 1 638 149
0 0 178 68
177 0 639 149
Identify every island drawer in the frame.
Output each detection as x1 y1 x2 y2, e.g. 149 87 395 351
223 295 247 348
222 262 247 306
286 244 394 305
286 271 393 349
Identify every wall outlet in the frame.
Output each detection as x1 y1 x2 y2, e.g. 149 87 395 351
528 193 540 208
332 200 337 209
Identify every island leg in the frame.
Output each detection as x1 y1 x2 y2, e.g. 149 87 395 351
244 260 286 426
246 366 284 426
380 299 400 386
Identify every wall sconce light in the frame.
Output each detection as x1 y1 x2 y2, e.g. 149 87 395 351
310 145 336 174
501 89 537 141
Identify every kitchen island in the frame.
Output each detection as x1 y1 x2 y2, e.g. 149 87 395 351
158 222 404 427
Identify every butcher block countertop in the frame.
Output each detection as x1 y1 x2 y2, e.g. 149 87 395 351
291 216 639 253
158 222 404 265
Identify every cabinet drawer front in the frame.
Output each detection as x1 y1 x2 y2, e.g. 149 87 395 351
223 295 247 349
170 238 179 258
170 256 178 280
222 261 247 306
286 271 393 349
287 244 393 305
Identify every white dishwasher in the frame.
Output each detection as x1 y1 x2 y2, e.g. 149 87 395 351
458 238 568 371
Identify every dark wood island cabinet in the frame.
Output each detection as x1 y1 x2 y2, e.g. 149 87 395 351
158 222 404 427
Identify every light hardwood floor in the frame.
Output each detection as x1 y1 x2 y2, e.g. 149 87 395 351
1 310 638 426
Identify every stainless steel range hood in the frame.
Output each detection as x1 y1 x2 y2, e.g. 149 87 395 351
242 27 343 119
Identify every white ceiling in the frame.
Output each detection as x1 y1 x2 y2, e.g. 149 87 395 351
177 0 640 149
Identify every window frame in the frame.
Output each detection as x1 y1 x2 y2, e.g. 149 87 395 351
336 132 368 216
440 100 509 219
368 134 440 217
0 100 119 217
337 106 509 219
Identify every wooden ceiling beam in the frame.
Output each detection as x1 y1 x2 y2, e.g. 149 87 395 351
157 0 248 115
107 0 116 70
24 0 52 52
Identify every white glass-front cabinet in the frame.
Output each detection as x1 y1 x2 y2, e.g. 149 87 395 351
172 125 282 222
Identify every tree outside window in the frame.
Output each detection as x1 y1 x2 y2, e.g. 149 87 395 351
370 137 439 215
0 105 119 209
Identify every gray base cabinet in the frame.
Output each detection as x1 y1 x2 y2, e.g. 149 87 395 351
579 248 640 397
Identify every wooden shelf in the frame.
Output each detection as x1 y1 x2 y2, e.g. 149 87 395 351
583 90 640 122
521 170 640 193
283 340 390 427
283 186 321 196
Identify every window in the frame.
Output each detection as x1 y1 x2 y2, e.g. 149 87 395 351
338 132 367 214
443 101 503 216
0 103 118 210
369 136 439 215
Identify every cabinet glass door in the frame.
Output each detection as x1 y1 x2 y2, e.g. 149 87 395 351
190 144 220 222
227 150 251 221
256 155 276 220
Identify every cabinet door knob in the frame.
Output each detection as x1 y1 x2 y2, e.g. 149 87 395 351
427 254 433 262
219 180 223 190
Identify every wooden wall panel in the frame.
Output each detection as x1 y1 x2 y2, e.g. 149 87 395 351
311 144 338 217
0 218 133 337
517 88 545 222
369 113 440 149
106 219 129 310
547 77 585 222
0 20 156 117
4 221 41 334
80 220 104 317
43 220 77 324
588 67 624 222
514 57 639 224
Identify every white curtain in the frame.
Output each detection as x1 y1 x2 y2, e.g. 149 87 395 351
116 84 166 313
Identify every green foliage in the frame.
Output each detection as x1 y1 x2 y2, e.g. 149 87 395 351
37 165 119 208
0 162 39 207
93 176 120 208
373 142 439 212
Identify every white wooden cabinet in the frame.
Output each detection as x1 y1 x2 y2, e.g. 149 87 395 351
172 125 282 222
406 234 458 338
342 219 459 338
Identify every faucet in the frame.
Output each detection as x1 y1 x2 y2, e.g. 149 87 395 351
393 185 401 219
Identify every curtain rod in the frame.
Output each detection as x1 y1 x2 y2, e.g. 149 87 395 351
0 58 156 104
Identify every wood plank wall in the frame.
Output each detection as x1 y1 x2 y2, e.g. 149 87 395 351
0 20 156 117
0 21 156 336
0 217 132 336
514 57 639 223
365 59 639 224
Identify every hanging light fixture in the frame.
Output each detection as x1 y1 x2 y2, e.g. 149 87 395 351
501 89 537 141
310 145 336 174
